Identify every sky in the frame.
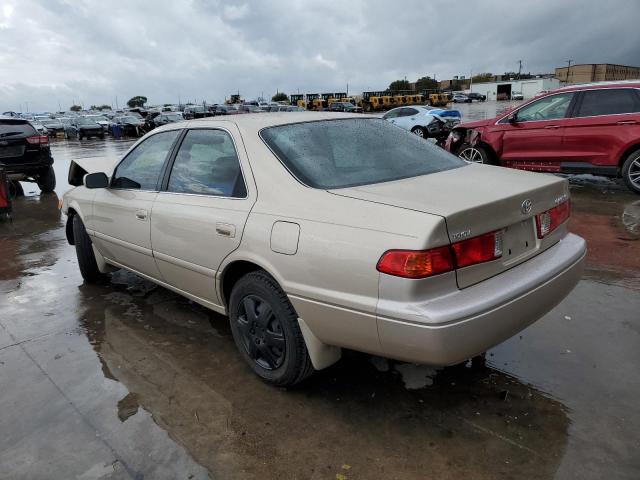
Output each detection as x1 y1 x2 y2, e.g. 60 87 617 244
1 0 639 112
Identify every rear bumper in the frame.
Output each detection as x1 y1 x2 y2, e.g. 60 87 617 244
377 233 586 365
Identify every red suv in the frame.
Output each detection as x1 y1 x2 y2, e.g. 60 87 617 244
445 82 640 194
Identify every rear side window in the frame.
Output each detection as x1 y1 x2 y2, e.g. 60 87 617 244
112 130 181 190
0 120 37 137
167 129 246 197
576 88 640 117
261 118 465 189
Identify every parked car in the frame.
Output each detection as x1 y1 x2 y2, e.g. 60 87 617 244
39 118 65 136
446 81 640 194
85 115 111 131
0 116 55 192
286 106 306 112
151 112 184 127
238 104 265 113
383 105 462 144
61 113 585 386
511 91 524 101
30 122 48 136
110 115 144 137
215 104 241 115
183 106 213 120
72 117 105 139
452 93 471 103
466 93 486 102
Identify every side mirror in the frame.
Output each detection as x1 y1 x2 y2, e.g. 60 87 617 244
84 172 109 189
507 112 518 123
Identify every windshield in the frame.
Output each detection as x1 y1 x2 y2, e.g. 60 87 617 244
119 116 138 122
41 119 60 126
78 118 98 125
260 118 465 189
165 114 182 121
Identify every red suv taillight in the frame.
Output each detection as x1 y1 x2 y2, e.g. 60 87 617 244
377 230 503 279
535 200 570 239
25 135 49 146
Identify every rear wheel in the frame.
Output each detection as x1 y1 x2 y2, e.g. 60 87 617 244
37 166 56 193
411 126 426 138
622 149 640 194
72 215 104 283
229 271 314 386
457 144 492 164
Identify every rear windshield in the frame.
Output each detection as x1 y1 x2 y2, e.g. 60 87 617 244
0 120 37 137
260 118 465 189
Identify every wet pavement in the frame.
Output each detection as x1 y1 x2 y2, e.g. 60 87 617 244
1 128 640 479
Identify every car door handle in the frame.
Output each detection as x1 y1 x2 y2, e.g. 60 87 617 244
617 120 637 125
544 125 561 129
216 223 236 238
135 209 148 221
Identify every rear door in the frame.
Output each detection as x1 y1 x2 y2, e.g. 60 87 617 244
91 129 181 279
150 126 255 307
499 92 576 169
562 87 640 170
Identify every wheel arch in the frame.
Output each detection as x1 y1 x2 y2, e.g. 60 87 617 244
618 142 640 171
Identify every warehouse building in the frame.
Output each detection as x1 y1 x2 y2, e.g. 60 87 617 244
469 77 562 101
555 63 640 84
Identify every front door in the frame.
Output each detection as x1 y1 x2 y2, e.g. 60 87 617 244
499 92 576 169
91 129 181 279
150 127 255 308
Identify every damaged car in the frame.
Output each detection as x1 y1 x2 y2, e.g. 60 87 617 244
446 81 640 194
61 113 585 386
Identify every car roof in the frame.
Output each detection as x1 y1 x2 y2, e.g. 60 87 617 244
153 112 376 135
553 80 640 93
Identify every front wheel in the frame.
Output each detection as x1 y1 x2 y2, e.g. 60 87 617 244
457 144 492 164
229 271 314 386
37 166 56 193
622 149 640 194
411 126 426 138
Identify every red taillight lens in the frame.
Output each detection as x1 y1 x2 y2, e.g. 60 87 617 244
452 230 503 268
377 246 454 279
25 135 49 146
536 200 570 239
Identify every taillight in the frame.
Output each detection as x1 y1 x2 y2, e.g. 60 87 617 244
377 246 454 279
536 200 570 239
25 135 49 146
377 231 504 279
451 230 503 268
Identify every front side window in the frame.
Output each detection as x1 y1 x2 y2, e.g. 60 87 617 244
261 118 465 189
167 129 246 197
383 109 400 119
514 93 574 122
112 130 181 190
576 88 640 117
402 107 419 116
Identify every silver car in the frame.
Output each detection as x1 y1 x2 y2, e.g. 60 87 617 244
61 113 586 386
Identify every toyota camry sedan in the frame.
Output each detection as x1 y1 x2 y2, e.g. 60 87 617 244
61 113 586 386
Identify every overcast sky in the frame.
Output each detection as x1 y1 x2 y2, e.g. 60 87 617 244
1 0 639 112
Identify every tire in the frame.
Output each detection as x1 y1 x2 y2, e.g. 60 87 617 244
410 126 426 138
457 143 492 164
72 215 104 283
229 271 314 386
37 166 56 193
77 131 83 140
622 149 640 194
8 180 24 198
99 132 105 139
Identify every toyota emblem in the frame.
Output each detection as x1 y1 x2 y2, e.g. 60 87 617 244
521 199 532 215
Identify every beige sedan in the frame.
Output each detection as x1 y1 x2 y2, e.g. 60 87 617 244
61 113 586 386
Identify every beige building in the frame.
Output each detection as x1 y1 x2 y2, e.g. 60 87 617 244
555 63 640 84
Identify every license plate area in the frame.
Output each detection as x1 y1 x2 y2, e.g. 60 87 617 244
0 145 25 158
502 219 537 264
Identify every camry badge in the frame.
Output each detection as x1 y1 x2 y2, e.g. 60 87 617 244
521 199 532 215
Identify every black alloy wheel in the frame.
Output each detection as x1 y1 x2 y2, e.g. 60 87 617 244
236 294 286 370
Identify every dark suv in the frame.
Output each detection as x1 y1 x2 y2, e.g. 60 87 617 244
0 117 56 193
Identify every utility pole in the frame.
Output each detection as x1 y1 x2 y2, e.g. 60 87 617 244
517 60 522 79
565 59 573 83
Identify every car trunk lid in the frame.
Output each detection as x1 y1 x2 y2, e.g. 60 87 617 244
328 163 569 288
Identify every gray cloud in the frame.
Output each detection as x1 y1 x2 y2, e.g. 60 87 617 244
1 0 639 112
